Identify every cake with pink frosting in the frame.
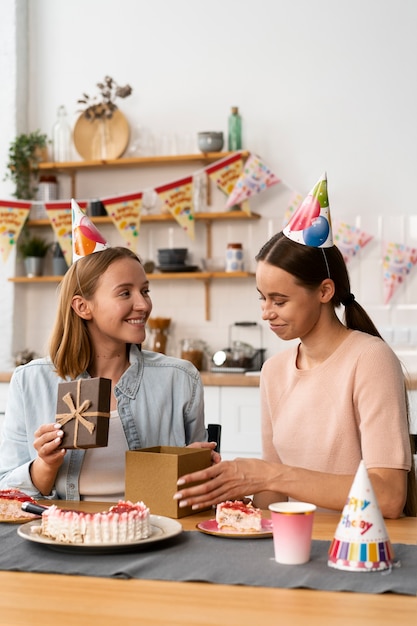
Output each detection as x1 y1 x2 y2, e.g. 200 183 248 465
216 500 262 532
0 489 39 521
36 500 151 544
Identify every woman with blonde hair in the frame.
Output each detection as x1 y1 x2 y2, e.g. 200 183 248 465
0 208 218 500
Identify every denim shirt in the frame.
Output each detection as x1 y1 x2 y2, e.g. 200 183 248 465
0 345 207 500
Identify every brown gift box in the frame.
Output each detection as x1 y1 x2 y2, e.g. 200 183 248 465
55 377 111 449
125 446 211 518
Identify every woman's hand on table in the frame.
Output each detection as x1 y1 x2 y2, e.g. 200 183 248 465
186 441 221 465
174 457 266 509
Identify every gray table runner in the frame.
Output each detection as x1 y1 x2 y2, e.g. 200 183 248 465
1 522 416 596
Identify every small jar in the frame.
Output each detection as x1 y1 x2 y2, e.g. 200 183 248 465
225 243 244 272
180 339 205 371
36 175 58 202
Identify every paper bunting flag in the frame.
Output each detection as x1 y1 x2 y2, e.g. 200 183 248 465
225 153 280 210
0 200 32 263
283 173 333 248
206 152 250 215
328 460 394 572
382 241 417 305
45 201 87 267
72 199 109 263
333 221 373 264
101 191 143 249
156 176 195 240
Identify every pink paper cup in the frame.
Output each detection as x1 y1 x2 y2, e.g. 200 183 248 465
268 502 316 565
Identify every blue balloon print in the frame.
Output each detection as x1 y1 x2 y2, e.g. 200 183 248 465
303 216 330 247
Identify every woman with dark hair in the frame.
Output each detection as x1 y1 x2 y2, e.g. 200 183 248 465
0 243 218 500
174 175 416 518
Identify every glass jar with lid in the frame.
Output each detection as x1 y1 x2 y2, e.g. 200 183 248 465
180 339 206 371
225 243 244 272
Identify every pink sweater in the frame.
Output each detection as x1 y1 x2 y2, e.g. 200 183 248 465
260 331 411 473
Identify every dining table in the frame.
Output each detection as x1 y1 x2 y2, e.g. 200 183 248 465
0 500 416 626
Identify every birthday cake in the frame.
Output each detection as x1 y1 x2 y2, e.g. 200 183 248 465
0 489 39 521
216 500 262 532
35 500 151 544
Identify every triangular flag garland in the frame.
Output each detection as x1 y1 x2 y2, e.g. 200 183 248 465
0 200 32 263
333 221 373 264
382 241 417 305
328 460 395 572
225 153 280 210
155 176 195 240
2 153 417 304
101 191 143 249
206 152 251 215
45 200 88 267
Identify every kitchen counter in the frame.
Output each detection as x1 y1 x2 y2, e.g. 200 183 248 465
2 370 417 388
200 371 260 386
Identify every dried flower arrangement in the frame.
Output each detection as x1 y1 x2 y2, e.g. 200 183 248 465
77 76 133 121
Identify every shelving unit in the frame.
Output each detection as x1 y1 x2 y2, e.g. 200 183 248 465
12 151 258 320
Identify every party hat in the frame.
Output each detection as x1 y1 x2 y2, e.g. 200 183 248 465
283 173 333 247
72 199 109 263
328 460 395 572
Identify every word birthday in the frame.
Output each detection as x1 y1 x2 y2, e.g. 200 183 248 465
340 513 373 535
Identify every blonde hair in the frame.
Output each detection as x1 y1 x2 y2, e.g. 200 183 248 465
49 247 142 379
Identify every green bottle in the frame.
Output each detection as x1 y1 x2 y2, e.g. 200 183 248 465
228 106 242 151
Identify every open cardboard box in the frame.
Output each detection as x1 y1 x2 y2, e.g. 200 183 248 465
125 446 212 518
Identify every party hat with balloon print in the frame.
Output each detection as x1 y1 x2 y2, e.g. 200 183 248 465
72 199 109 263
283 172 333 248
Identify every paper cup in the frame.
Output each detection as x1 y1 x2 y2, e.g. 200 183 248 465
269 501 316 565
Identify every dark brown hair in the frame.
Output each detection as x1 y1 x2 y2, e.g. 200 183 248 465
49 247 142 380
256 231 382 336
256 232 416 516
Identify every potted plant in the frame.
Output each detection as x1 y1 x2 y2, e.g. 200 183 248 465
18 231 51 277
4 130 49 199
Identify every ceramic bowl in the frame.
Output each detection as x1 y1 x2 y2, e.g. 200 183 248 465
197 132 224 153
157 248 188 265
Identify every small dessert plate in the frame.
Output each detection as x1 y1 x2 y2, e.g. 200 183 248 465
196 518 273 539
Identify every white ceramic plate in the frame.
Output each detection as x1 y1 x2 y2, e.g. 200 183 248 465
196 518 273 539
17 515 182 554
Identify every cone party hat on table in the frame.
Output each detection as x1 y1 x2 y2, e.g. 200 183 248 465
283 172 333 248
72 199 109 263
328 460 395 572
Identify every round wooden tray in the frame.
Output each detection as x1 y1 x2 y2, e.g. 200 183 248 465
73 109 130 160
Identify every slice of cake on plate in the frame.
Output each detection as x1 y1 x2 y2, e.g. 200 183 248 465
0 489 39 521
35 500 151 544
216 500 262 532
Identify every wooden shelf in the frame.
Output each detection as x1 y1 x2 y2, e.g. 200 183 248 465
38 152 248 172
8 271 254 283
9 271 255 321
38 151 249 197
26 211 260 228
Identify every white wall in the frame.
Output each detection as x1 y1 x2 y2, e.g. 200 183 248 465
1 0 417 368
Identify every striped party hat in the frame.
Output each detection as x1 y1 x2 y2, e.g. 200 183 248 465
328 460 394 572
